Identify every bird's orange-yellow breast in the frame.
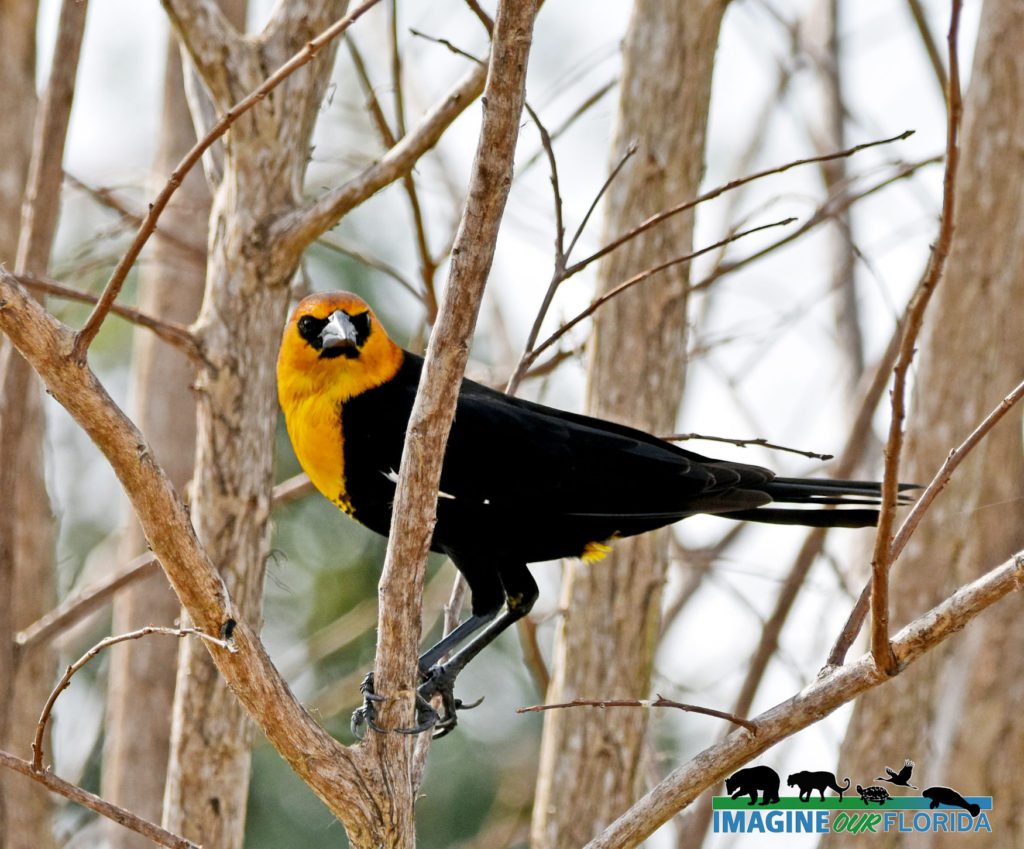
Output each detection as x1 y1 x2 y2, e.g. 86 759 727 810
276 292 404 515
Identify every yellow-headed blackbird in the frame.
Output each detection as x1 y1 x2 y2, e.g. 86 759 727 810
278 291 908 735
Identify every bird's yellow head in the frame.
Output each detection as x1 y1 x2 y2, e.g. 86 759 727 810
277 292 404 409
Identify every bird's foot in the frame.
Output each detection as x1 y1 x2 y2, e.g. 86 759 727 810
395 663 484 739
350 672 388 740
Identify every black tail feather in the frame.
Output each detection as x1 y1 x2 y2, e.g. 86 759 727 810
731 477 918 528
723 506 882 529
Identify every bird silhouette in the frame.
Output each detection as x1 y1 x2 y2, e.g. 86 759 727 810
877 759 917 789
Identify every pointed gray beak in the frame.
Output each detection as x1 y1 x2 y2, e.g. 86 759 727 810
319 310 359 350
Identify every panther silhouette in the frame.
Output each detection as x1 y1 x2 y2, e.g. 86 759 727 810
787 770 851 802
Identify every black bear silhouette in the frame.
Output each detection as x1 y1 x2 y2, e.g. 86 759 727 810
877 758 917 789
923 786 981 817
726 766 781 806
787 771 851 802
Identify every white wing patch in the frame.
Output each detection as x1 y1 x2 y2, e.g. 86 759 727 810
382 468 458 500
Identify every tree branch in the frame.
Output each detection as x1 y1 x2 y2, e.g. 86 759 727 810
0 749 199 849
0 271 388 842
32 626 232 771
869 0 962 675
363 2 538 823
271 61 488 254
74 0 383 363
584 549 1024 849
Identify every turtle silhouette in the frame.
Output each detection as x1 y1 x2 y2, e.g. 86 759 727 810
856 785 890 805
877 759 917 789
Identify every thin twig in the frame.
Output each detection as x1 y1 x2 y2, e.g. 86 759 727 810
696 155 941 289
890 376 1024 561
662 433 833 461
33 626 235 771
905 0 948 96
517 218 795 381
15 273 201 359
65 173 206 262
72 0 385 362
463 0 494 34
0 749 199 849
517 696 757 733
316 237 421 300
831 374 1024 664
16 473 315 654
868 0 962 676
15 554 160 654
505 141 637 397
563 130 914 280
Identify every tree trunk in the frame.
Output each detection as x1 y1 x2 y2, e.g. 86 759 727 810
160 6 347 847
531 2 727 846
0 3 58 846
100 34 210 849
823 1 1024 845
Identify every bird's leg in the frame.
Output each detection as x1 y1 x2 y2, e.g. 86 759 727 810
416 610 498 671
350 604 499 738
401 565 539 737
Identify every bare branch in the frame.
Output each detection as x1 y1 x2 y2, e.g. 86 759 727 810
891 375 1024 561
831 373 1024 665
74 0 384 362
563 130 914 280
65 172 206 262
662 433 833 461
159 0 243 102
366 0 539 772
273 60 488 253
15 273 201 360
511 218 795 386
518 696 757 733
0 271 387 839
584 550 1024 849
33 626 233 771
15 554 160 654
905 0 949 95
869 0 963 675
0 749 199 849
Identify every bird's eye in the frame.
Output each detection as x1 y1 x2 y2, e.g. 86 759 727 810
296 314 325 346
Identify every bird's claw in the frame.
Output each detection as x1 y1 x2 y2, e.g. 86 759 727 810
350 672 388 740
351 665 482 738
396 663 483 738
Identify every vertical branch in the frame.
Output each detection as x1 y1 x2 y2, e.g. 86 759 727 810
367 0 539 819
869 0 962 675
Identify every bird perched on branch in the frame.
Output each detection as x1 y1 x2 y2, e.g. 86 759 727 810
277 291 912 737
